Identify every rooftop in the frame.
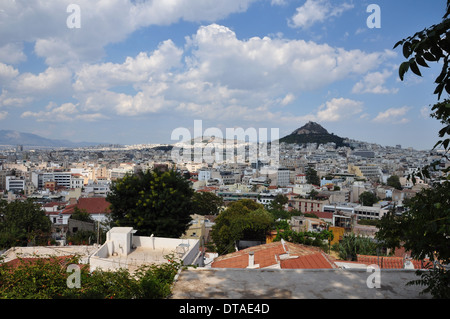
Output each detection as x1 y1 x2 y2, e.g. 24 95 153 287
62 197 111 215
170 268 432 299
0 245 99 264
211 241 336 270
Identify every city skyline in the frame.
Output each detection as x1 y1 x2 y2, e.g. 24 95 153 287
0 0 447 150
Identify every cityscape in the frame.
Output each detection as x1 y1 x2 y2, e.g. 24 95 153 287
0 0 449 307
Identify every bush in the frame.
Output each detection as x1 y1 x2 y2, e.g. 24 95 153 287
332 233 378 261
0 254 181 299
273 229 333 251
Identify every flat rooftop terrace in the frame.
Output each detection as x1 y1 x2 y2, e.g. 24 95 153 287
1 245 99 263
97 246 179 271
170 268 432 299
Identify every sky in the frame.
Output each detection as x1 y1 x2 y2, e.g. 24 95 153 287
0 0 447 150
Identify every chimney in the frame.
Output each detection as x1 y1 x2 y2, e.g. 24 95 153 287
249 251 254 267
247 251 259 269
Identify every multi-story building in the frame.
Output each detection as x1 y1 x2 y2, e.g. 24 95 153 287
348 164 382 181
294 174 306 184
198 169 211 181
6 176 26 193
32 171 73 189
290 198 328 213
268 168 290 187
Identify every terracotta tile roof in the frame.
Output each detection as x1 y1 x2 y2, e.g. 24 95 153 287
2 256 77 269
61 197 111 215
356 255 433 270
309 211 333 220
211 241 337 269
281 252 335 269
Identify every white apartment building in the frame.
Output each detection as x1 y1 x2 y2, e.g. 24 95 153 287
70 175 85 189
109 167 133 180
198 169 211 181
32 171 73 189
270 168 291 187
294 174 307 184
83 181 110 197
5 176 26 193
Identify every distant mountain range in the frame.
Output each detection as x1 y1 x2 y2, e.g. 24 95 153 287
0 130 101 149
279 121 349 147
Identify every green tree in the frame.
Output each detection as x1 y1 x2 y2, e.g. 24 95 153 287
70 207 94 223
0 254 181 299
379 1 450 298
359 191 378 207
211 200 274 255
395 1 450 172
305 167 320 186
274 229 333 251
0 200 52 249
387 175 402 190
268 194 288 211
307 189 319 200
333 233 379 261
267 194 291 219
191 191 224 215
376 182 450 298
107 169 194 238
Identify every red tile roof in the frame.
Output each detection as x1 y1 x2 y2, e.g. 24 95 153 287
281 252 335 269
62 197 111 215
356 255 433 270
2 256 77 269
211 241 336 269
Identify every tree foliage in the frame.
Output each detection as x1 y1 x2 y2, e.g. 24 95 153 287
211 200 274 255
274 229 333 251
358 191 379 207
387 175 402 190
0 199 52 249
332 233 379 261
377 182 450 298
0 254 181 299
70 207 94 223
383 1 450 298
377 182 450 263
395 1 450 171
107 169 194 238
191 191 224 215
305 167 320 186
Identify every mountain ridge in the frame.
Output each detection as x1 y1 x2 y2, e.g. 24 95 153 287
0 130 101 149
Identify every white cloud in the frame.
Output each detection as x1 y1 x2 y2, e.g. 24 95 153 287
316 98 363 122
0 111 8 120
21 102 106 122
352 70 399 94
16 67 72 94
0 0 258 67
372 106 410 124
0 43 26 64
5 22 396 129
271 0 287 5
185 24 389 93
420 106 430 119
289 0 354 29
74 40 183 92
0 63 19 84
63 24 393 124
280 93 296 106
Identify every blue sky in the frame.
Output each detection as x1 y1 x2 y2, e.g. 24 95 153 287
0 0 447 150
